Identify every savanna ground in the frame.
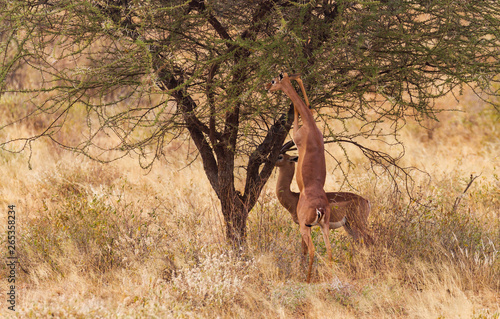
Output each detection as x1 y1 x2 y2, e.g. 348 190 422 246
0 89 499 318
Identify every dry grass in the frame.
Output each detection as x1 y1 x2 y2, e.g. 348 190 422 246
0 89 499 318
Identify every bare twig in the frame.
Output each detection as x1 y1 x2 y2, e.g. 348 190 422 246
452 174 480 214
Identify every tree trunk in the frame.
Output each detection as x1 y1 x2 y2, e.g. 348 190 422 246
220 194 248 247
156 51 292 247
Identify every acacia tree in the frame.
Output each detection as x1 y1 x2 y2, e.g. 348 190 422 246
1 0 499 244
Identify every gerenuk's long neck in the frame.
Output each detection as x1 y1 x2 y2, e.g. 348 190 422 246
276 166 299 222
276 166 295 200
280 80 315 126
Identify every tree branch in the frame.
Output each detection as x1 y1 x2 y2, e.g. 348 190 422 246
156 66 220 196
243 104 293 206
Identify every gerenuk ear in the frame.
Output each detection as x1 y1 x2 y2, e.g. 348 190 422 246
288 73 302 81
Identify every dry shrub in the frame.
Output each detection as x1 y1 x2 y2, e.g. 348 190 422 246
246 190 304 281
18 187 170 283
171 250 256 307
363 174 499 292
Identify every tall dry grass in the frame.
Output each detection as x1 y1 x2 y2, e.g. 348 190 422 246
0 89 499 318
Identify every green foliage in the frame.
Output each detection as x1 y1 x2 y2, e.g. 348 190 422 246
1 0 499 162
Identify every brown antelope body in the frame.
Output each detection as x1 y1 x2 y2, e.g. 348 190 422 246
266 72 331 282
275 151 373 245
